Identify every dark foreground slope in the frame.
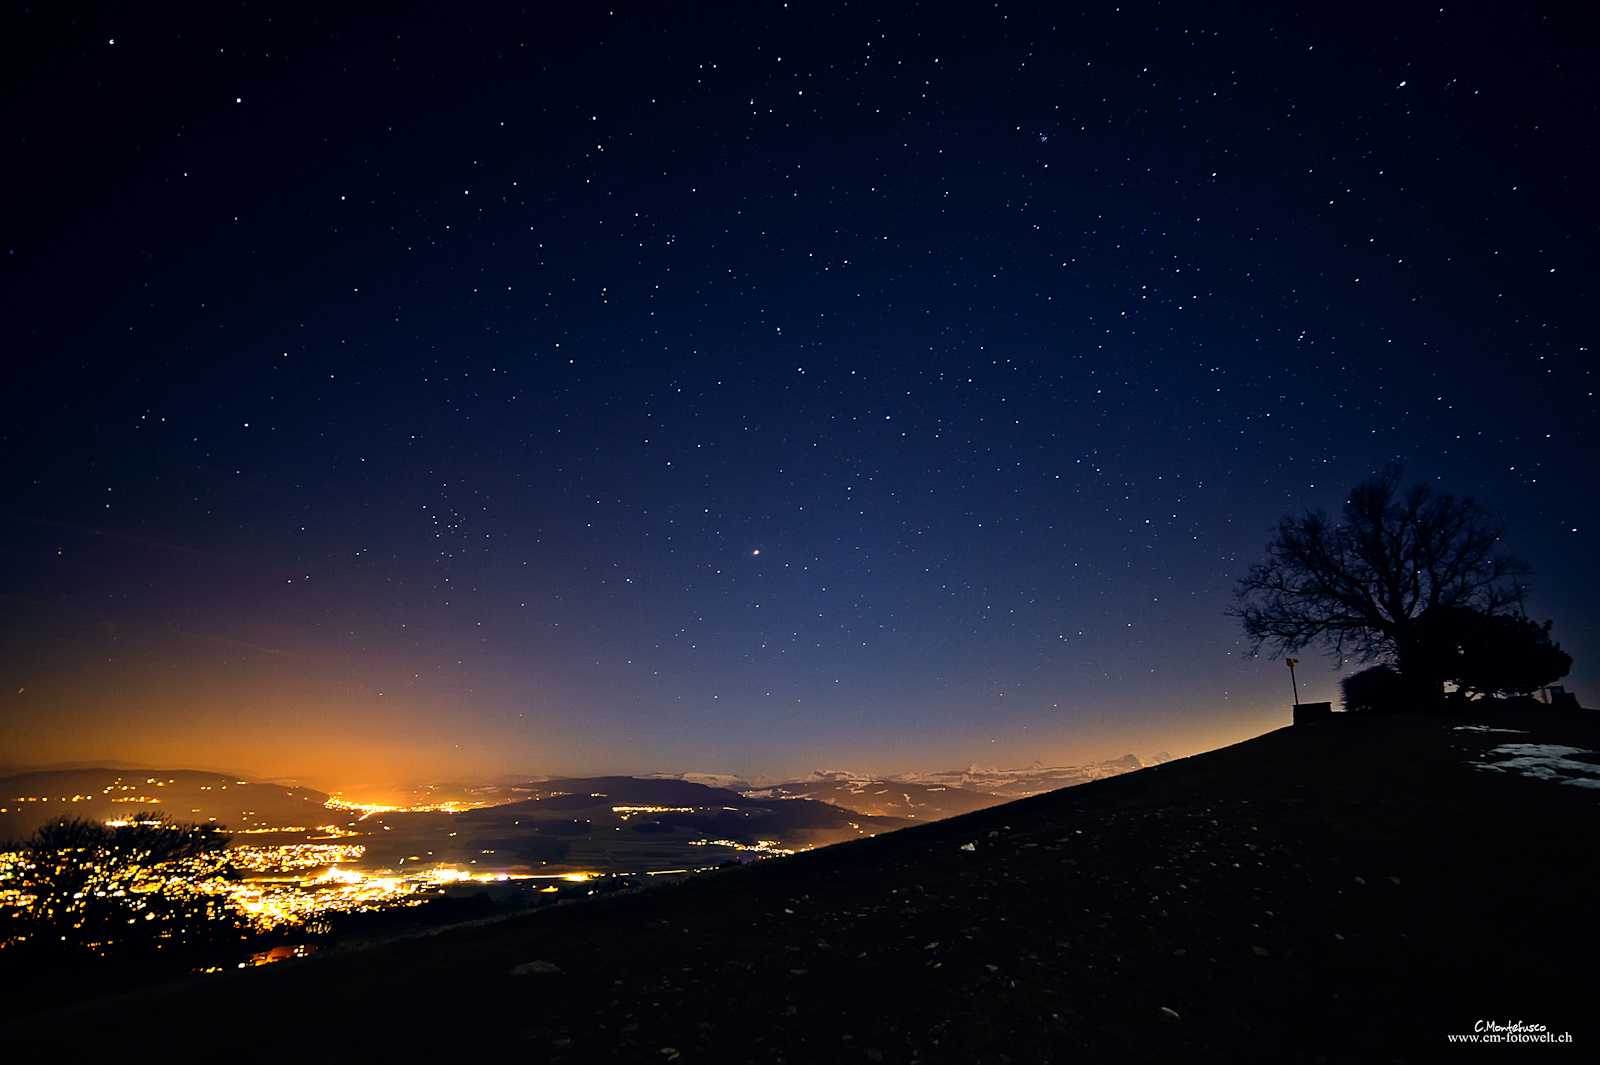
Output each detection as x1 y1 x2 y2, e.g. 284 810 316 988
22 714 1598 1062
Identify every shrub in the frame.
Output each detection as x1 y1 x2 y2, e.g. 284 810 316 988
1341 665 1408 714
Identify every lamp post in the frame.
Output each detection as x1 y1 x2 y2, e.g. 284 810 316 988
1286 657 1301 705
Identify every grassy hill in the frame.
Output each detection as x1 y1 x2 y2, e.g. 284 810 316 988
16 712 1598 1062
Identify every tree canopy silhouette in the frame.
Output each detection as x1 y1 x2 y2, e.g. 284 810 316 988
1231 468 1532 696
1412 605 1572 699
1340 664 1409 714
1 811 248 964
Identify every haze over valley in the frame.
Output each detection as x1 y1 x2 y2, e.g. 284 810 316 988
2 752 1171 876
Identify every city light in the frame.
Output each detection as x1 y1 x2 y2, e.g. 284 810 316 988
324 796 490 819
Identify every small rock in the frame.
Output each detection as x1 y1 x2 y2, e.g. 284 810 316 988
1251 946 1269 956
511 960 562 975
1354 876 1366 885
1333 933 1345 941
1173 948 1187 956
1158 1006 1182 1024
960 842 977 852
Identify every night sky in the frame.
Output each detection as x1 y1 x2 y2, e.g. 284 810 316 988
4 2 1595 793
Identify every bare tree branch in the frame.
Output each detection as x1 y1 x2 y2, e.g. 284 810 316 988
1229 468 1530 677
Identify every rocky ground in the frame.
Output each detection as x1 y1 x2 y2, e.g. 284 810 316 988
20 712 1598 1062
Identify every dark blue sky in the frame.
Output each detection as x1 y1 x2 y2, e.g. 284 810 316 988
4 1 1595 791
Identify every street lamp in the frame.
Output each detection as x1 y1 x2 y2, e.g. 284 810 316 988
1286 657 1301 705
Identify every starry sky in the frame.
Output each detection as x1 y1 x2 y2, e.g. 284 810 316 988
3 1 1595 792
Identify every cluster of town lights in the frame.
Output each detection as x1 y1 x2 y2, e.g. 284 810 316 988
4 790 803 965
323 796 490 819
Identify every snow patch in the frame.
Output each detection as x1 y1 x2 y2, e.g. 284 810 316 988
1452 725 1529 734
1469 744 1600 789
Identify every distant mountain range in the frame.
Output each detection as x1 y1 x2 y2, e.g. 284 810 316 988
437 776 916 872
0 768 336 845
649 752 1176 806
1 754 1172 873
892 751 1176 797
740 778 1005 819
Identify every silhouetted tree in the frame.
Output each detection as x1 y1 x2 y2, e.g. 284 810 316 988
1 811 248 964
1232 468 1530 704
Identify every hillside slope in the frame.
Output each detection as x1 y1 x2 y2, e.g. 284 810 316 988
21 713 1598 1062
0 769 332 842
